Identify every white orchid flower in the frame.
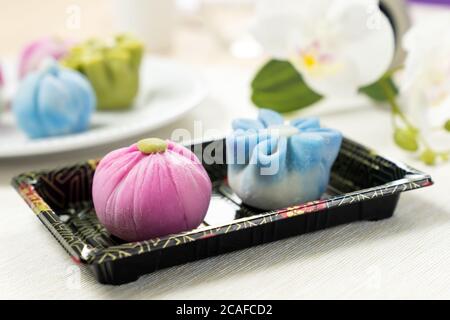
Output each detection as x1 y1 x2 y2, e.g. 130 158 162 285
401 17 450 129
252 0 395 97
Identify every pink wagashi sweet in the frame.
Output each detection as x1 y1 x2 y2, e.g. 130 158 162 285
18 37 73 79
92 138 212 242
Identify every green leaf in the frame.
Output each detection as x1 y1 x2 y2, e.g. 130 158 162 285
359 76 398 102
394 128 419 152
444 119 450 132
251 60 322 113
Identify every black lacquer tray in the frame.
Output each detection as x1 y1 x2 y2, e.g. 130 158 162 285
12 137 433 285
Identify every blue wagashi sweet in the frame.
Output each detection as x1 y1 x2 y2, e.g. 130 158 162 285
226 109 342 210
12 59 95 138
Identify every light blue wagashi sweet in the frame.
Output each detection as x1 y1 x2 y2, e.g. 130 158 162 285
12 59 95 138
226 109 342 210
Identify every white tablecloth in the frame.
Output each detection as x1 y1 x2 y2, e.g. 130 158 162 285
1 63 449 299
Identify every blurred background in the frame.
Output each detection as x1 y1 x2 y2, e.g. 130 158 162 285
0 0 447 62
0 0 265 66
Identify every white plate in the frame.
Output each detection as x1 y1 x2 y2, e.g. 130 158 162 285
0 56 207 158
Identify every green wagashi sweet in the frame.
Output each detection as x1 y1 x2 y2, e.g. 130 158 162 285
62 34 143 110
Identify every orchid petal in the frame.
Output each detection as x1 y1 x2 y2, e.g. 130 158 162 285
254 0 394 97
328 0 379 41
428 96 450 127
250 13 302 59
297 55 361 97
339 9 395 87
401 16 450 136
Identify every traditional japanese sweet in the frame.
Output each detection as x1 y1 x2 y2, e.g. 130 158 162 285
18 37 73 79
227 109 342 210
92 138 212 242
62 34 143 110
12 60 95 138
